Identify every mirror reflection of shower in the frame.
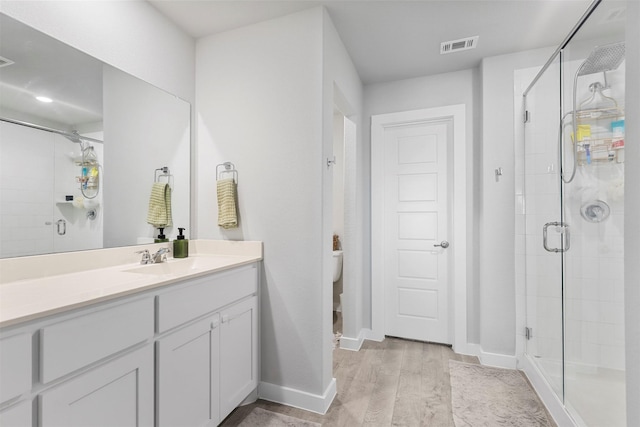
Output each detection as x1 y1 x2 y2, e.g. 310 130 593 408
0 117 104 257
73 136 102 201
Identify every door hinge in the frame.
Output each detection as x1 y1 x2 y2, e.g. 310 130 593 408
524 110 531 123
525 327 532 340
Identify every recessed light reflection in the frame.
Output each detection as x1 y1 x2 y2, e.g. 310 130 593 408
36 96 53 103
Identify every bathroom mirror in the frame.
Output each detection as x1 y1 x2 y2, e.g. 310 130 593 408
0 13 190 258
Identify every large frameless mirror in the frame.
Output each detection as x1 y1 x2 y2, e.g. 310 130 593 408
0 13 190 258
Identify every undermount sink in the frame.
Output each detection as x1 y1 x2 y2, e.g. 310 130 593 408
124 256 237 276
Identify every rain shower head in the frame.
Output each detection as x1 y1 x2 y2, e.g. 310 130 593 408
577 42 625 76
63 131 83 143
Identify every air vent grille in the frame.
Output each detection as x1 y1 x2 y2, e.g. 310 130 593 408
0 56 14 68
440 36 479 55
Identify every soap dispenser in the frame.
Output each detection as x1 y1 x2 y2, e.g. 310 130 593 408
173 227 188 258
154 227 169 243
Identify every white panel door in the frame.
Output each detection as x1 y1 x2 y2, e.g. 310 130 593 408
383 121 450 343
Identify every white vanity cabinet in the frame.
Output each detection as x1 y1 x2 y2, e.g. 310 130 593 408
219 296 258 420
156 264 259 426
157 315 221 426
0 333 32 405
0 261 259 427
38 297 155 426
0 400 32 426
39 345 154 426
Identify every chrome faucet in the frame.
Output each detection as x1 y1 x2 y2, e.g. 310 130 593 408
136 249 152 265
152 247 171 263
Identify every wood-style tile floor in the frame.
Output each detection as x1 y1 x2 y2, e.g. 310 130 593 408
221 315 480 426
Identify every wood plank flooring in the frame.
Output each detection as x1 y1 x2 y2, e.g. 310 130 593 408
220 334 480 426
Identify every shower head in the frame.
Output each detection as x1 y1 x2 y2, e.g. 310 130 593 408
63 131 83 144
577 42 625 76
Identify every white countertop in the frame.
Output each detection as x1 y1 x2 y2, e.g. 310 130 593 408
0 240 262 328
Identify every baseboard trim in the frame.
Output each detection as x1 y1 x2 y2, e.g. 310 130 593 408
519 355 577 427
339 328 371 351
466 343 517 369
362 328 384 342
258 378 336 415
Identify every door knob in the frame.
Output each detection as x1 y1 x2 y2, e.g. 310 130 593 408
434 240 449 249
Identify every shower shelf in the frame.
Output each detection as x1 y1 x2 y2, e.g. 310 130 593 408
572 106 624 165
575 107 623 121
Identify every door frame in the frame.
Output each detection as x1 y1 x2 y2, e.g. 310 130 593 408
371 104 467 353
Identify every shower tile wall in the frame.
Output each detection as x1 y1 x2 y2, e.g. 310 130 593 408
516 61 626 374
0 121 104 258
0 121 55 257
563 58 626 372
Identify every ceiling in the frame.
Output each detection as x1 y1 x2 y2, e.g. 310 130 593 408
148 0 597 84
0 13 103 128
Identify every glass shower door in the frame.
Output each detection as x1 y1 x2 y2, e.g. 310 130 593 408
561 11 626 426
522 1 627 425
522 53 565 400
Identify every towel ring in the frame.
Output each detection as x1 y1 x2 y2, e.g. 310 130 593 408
216 162 238 184
154 166 173 188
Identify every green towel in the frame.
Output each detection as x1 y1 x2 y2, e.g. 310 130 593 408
147 182 172 227
217 178 238 229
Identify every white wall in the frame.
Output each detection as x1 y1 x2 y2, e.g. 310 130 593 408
0 1 195 103
196 7 329 406
363 69 478 342
196 6 362 409
479 47 555 356
624 1 640 424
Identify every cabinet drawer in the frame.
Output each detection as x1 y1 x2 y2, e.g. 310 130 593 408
41 298 154 384
0 333 32 404
157 265 257 333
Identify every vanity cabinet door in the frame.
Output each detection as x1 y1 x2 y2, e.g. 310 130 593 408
40 345 153 427
156 315 220 427
219 296 258 420
0 333 32 404
0 400 32 426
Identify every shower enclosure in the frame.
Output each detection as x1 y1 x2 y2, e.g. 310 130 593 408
519 1 626 426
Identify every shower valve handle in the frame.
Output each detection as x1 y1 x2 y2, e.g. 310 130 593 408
434 240 449 249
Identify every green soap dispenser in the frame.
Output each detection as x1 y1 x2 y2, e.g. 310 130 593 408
173 227 189 258
154 227 169 243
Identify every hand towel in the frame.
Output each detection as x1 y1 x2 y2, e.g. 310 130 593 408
146 182 172 227
217 178 238 229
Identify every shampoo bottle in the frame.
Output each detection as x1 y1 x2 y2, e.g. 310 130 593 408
173 227 188 258
154 227 169 243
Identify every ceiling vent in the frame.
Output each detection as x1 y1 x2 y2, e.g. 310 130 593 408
0 56 14 68
440 36 479 55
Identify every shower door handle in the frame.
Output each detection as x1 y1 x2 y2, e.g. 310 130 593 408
543 222 570 253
